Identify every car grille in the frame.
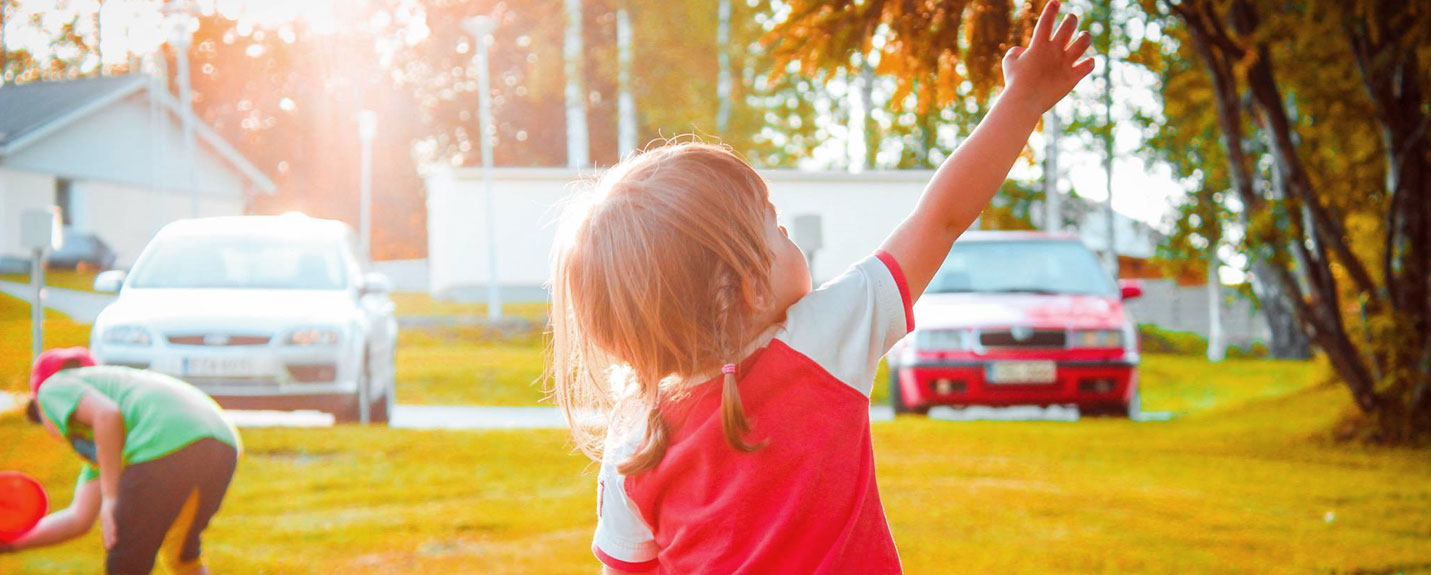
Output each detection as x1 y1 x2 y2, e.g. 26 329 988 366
166 334 272 346
184 376 280 386
979 329 1066 348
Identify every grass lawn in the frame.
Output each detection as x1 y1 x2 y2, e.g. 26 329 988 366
395 326 550 406
3 292 1427 573
0 269 100 293
388 292 548 320
0 294 90 394
2 367 1428 574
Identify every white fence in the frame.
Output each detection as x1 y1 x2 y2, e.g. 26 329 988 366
425 168 935 301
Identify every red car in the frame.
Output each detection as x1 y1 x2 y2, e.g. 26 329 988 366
888 231 1143 417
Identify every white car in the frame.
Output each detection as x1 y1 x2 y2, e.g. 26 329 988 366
90 215 398 423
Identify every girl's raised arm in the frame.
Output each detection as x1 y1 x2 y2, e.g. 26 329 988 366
880 0 1094 301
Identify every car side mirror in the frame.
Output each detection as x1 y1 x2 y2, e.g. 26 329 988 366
360 273 393 297
94 270 127 293
1119 279 1143 301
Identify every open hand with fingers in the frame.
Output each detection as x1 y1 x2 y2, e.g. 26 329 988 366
1002 0 1096 116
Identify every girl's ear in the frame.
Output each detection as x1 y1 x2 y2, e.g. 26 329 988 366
739 276 768 312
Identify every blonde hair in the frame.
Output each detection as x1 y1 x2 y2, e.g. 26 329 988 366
550 141 773 475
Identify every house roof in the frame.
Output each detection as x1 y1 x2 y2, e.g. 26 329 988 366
0 74 275 193
0 75 148 149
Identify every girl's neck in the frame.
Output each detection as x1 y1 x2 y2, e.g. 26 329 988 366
676 322 783 387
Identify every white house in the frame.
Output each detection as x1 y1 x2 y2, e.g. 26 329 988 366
0 74 274 268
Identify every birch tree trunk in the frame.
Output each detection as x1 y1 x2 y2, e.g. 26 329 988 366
859 57 877 169
616 4 635 157
716 0 731 132
563 0 589 168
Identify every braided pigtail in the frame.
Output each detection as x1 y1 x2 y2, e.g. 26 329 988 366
715 268 767 452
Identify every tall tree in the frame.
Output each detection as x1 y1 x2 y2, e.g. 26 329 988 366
1128 2 1311 359
1151 0 1430 440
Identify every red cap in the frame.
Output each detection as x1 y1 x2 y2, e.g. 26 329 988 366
29 347 96 396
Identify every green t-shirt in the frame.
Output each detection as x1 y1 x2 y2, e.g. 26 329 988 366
36 366 242 486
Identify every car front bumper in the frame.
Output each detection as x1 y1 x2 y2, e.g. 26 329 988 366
93 344 361 398
897 357 1138 410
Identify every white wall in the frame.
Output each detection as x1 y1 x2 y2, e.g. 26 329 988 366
426 168 935 300
0 170 241 267
78 180 242 266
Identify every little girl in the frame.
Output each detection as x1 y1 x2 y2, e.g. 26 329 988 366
550 2 1093 573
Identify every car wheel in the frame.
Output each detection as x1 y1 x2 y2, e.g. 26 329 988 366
330 393 364 424
368 390 391 424
368 354 393 425
332 356 373 424
1092 384 1141 419
889 366 928 416
1112 384 1142 419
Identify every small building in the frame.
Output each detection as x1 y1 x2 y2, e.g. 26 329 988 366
0 74 274 268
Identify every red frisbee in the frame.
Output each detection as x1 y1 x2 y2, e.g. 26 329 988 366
0 472 47 543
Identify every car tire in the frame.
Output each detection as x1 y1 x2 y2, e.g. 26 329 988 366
332 357 373 424
369 390 391 425
1090 384 1141 419
368 355 393 426
889 366 928 416
1112 384 1141 419
330 393 364 424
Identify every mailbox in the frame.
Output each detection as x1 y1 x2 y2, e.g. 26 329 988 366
21 207 63 252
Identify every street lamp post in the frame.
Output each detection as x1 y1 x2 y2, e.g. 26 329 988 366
358 110 377 261
164 1 198 219
462 15 503 320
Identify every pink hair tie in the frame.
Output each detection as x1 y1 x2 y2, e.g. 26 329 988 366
721 363 737 375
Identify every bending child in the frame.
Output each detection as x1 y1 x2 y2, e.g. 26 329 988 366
2 348 241 575
549 2 1093 573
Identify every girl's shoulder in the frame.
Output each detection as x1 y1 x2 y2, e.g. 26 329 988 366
773 252 914 397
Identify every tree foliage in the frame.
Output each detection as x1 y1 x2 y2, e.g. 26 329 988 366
764 0 1043 114
1142 0 1430 441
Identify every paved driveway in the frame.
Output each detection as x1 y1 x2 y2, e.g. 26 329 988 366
0 281 114 323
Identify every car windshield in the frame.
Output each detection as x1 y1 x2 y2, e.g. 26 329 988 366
927 239 1117 297
129 236 350 290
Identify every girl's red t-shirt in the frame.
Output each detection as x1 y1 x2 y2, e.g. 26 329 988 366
593 252 914 575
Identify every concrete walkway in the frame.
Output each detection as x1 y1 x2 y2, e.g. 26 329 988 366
0 280 114 323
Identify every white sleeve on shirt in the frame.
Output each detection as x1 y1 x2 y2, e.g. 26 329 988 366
778 251 915 397
592 423 659 569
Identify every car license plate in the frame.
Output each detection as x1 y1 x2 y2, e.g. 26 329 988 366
183 357 257 377
988 361 1057 384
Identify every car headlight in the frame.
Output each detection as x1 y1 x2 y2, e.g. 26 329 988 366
102 326 152 347
913 329 970 351
285 328 341 346
1071 329 1123 349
